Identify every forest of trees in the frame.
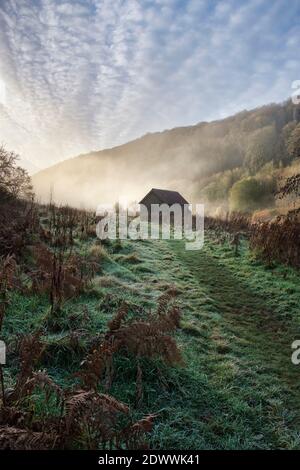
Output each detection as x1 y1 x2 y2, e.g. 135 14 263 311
199 100 300 214
32 99 300 211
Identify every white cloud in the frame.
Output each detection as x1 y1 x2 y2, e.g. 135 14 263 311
0 0 299 172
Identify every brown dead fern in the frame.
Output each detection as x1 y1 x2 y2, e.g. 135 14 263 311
117 414 156 450
0 425 59 450
11 331 45 403
64 390 129 449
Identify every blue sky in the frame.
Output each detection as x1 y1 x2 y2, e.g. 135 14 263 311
0 0 299 172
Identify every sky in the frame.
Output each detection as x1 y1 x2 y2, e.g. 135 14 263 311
0 0 299 173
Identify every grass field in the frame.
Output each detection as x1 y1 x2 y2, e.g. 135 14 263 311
3 231 300 449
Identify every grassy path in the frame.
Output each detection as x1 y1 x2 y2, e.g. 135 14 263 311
129 237 300 449
171 239 300 387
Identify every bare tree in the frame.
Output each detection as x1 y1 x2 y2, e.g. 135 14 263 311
0 145 33 201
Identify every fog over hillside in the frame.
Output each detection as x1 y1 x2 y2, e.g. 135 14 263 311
32 99 298 208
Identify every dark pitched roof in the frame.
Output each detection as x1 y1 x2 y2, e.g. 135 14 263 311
139 188 189 205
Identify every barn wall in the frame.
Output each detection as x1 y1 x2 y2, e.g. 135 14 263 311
140 193 186 225
140 193 162 221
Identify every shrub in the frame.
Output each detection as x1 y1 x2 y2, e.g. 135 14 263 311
202 168 244 203
250 214 300 268
229 177 274 213
88 244 109 262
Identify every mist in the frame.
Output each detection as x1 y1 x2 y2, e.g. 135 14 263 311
32 100 296 213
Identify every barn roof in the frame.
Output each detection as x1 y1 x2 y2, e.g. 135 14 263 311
139 188 189 205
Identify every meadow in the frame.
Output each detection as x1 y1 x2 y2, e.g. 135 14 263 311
1 201 300 449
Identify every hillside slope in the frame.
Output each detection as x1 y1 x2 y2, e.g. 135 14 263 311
32 100 298 208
